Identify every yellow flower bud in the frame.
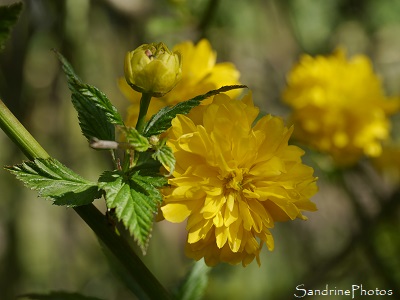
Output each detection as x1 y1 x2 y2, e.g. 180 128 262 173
124 42 182 97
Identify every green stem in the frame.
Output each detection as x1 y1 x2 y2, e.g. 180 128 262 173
198 0 221 39
135 93 152 133
0 99 172 300
74 205 172 300
0 100 50 160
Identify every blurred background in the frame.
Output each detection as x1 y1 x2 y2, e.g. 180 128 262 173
1 0 400 299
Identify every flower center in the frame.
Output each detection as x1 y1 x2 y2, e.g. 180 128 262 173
145 49 154 60
225 169 244 191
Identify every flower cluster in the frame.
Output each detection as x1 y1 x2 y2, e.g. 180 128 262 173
283 49 399 166
121 39 318 267
160 93 318 266
120 39 241 127
372 144 400 183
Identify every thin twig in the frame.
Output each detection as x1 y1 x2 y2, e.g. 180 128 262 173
198 0 221 39
0 99 173 300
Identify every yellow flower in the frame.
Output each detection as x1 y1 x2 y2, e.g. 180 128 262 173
161 93 318 267
124 42 182 97
372 144 400 184
283 49 400 166
120 39 241 126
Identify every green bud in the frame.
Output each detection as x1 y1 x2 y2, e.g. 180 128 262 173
149 135 160 146
124 42 182 97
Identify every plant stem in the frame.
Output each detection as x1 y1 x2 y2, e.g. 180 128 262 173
136 92 152 133
74 205 172 300
0 99 172 300
198 0 221 39
0 100 50 160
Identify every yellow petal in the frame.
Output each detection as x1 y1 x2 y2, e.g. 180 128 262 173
223 202 238 227
213 210 224 227
187 210 206 230
238 200 253 231
201 194 225 218
215 226 229 248
244 235 260 255
249 156 285 177
161 202 196 223
188 219 213 243
229 221 243 252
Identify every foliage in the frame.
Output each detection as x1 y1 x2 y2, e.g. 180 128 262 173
0 2 22 52
143 84 247 137
6 53 238 252
2 0 400 299
5 158 101 207
55 51 121 141
98 170 166 253
175 260 210 300
3 37 247 297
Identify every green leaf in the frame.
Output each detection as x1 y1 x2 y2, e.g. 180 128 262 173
152 140 175 176
0 2 23 52
143 85 247 137
5 158 101 207
98 170 167 253
175 260 210 300
133 152 163 175
78 83 124 126
52 185 101 206
55 51 123 141
124 127 150 152
72 88 115 141
19 291 105 300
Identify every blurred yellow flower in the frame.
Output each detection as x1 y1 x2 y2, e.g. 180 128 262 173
283 49 400 166
161 93 318 267
120 39 241 126
372 144 400 184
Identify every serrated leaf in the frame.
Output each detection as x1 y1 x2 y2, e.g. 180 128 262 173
143 85 247 137
53 49 80 81
124 127 150 152
133 152 163 175
78 83 124 126
5 158 101 207
98 170 167 253
55 51 123 141
175 260 210 300
55 51 123 125
0 2 23 52
70 89 116 141
19 291 105 300
52 185 101 206
152 141 175 176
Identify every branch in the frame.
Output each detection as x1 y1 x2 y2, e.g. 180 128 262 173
0 99 172 300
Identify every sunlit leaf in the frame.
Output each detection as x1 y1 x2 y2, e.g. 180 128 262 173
143 85 247 137
152 140 175 176
98 170 167 253
55 51 123 141
5 158 101 207
123 127 150 152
